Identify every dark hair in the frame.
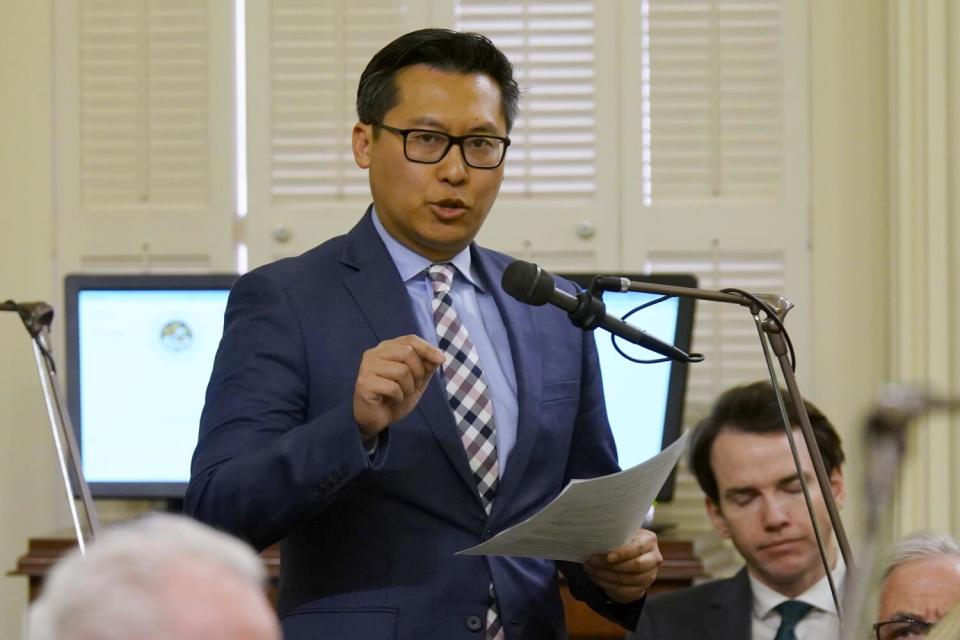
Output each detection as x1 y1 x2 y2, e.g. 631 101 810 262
689 381 845 505
356 29 520 132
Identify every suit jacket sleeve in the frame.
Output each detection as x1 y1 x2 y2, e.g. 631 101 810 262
628 571 754 640
184 269 379 549
631 604 656 638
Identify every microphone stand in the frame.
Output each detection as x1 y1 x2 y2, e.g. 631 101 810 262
592 277 852 619
2 300 100 553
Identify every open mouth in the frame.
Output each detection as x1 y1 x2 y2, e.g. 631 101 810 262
429 199 468 219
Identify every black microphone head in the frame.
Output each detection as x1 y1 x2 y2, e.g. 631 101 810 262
501 260 555 306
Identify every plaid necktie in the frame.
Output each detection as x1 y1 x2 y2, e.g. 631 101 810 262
428 263 504 640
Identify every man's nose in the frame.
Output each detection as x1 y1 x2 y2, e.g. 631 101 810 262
437 143 468 184
761 496 790 530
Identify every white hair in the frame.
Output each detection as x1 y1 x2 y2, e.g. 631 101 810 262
27 513 267 640
882 529 960 580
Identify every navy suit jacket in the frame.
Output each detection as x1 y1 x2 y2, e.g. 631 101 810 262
630 568 752 640
186 210 644 639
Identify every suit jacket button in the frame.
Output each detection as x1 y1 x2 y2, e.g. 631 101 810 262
466 615 483 632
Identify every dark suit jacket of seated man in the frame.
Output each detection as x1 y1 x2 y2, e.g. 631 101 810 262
186 29 662 640
630 382 847 640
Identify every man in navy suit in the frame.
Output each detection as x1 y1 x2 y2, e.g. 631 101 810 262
631 382 847 640
187 29 661 639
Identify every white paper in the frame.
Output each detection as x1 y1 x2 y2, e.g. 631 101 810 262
458 431 689 563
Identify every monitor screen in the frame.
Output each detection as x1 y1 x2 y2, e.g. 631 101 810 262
560 273 696 501
65 274 238 498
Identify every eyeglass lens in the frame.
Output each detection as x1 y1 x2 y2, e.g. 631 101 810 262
405 131 504 167
876 619 932 640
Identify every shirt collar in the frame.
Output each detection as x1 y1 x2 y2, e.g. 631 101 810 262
371 205 483 291
750 552 846 620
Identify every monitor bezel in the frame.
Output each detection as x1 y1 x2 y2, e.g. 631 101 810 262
559 272 697 502
64 273 239 499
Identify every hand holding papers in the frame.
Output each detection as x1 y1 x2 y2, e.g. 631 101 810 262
459 432 690 563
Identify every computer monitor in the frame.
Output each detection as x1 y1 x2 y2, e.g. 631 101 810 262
560 273 696 501
65 271 694 502
65 274 238 498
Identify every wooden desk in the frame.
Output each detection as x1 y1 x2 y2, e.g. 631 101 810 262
11 536 703 639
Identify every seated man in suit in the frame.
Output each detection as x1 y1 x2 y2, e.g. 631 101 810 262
27 514 280 640
632 381 847 639
187 28 661 639
873 530 960 640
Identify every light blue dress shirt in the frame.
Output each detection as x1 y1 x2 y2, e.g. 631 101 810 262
372 209 519 475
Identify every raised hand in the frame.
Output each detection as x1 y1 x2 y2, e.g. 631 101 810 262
353 335 445 442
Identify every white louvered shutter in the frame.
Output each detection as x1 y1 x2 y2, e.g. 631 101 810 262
453 0 620 271
245 0 428 267
619 0 811 393
645 0 784 202
55 0 236 272
618 0 811 566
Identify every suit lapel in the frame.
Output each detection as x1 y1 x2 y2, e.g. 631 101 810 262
706 568 754 640
339 211 485 509
472 249 543 525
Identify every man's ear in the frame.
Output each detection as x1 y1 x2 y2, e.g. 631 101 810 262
353 122 373 169
705 497 730 538
829 466 846 510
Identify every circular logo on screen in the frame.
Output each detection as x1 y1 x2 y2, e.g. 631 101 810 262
160 320 193 352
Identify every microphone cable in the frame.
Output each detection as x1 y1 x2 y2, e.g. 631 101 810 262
720 288 797 372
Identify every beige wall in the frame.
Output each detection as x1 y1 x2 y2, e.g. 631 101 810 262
809 0 891 557
0 1 67 638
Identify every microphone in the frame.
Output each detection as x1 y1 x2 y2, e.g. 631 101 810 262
1 300 54 318
1 300 55 336
501 260 695 363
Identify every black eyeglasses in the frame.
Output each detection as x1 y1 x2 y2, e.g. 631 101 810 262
374 122 510 169
873 615 933 640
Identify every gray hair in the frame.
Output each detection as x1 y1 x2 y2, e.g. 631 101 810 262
27 514 267 640
882 529 960 581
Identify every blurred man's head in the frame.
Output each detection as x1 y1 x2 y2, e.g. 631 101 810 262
689 381 846 597
874 530 960 640
28 514 280 640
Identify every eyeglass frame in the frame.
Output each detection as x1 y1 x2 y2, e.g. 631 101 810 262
872 615 934 640
372 122 511 169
